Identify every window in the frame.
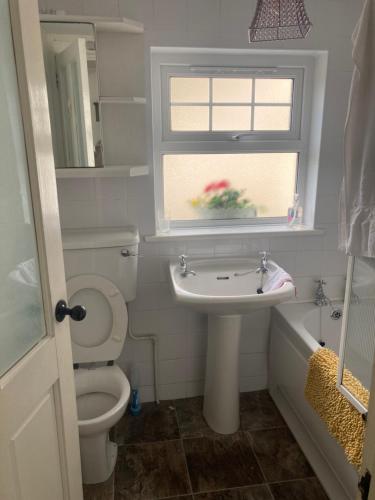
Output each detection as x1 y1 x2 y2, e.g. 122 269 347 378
169 76 294 132
151 49 323 231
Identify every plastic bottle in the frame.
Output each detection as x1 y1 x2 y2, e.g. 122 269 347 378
287 194 301 226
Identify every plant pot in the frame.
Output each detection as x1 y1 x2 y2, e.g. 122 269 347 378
196 207 257 220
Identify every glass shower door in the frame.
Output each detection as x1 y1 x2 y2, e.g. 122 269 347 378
0 0 46 376
338 256 375 412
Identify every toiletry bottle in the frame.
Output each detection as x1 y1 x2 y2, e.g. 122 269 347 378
288 194 300 226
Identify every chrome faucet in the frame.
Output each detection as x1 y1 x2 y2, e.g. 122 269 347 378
314 280 343 320
256 251 270 275
178 255 196 277
314 280 329 306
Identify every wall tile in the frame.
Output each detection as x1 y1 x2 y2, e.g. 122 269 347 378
39 0 84 14
153 0 188 32
159 359 188 384
240 375 268 392
187 331 208 358
295 251 324 277
240 353 268 378
271 251 297 276
59 201 98 228
186 356 206 382
82 0 119 17
139 385 156 403
270 236 298 252
186 380 205 398
293 277 317 302
159 382 187 400
187 0 221 36
57 179 96 202
158 334 188 360
321 251 348 277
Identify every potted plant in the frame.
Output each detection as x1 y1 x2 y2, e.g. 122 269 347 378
190 180 258 219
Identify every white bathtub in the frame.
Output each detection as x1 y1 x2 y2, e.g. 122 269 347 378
269 302 358 500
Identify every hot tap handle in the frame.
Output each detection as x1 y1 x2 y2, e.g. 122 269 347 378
314 279 327 285
259 251 270 260
178 254 188 266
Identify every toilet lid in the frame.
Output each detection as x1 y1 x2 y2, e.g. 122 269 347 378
67 274 128 364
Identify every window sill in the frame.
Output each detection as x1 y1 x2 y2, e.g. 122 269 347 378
144 225 324 242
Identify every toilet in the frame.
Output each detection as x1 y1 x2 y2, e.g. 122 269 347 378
62 227 139 484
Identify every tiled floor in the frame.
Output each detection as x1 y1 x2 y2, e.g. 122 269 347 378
83 391 329 500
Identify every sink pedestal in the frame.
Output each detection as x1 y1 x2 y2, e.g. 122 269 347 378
203 314 242 434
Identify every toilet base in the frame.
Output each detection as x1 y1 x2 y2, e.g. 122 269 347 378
80 431 118 484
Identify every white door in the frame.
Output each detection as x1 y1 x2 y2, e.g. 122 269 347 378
56 38 95 167
0 1 83 499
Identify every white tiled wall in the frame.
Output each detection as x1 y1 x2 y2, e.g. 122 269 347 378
41 0 363 401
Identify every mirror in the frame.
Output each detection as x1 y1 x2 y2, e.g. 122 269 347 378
338 256 375 411
41 22 103 168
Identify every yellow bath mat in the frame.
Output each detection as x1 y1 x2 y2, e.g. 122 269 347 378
304 348 369 469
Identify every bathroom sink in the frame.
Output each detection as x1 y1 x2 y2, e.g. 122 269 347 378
169 257 295 315
169 256 295 435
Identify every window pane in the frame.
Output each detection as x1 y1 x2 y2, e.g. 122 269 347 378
163 153 297 220
255 78 293 103
170 77 209 103
212 78 252 103
170 106 209 131
254 106 291 131
212 106 251 131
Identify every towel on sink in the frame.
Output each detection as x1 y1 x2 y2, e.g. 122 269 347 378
262 265 294 292
305 348 369 469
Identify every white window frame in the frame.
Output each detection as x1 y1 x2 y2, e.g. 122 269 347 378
162 66 304 142
151 48 323 232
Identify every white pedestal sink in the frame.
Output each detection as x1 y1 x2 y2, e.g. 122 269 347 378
169 257 295 434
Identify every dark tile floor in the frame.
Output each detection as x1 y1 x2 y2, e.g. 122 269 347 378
83 391 329 500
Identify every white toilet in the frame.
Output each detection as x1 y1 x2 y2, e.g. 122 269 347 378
62 227 139 485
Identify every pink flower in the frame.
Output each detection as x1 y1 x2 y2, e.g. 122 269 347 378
204 182 216 193
204 180 230 193
216 180 230 190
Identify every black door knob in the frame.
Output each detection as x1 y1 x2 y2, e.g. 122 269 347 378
55 300 86 323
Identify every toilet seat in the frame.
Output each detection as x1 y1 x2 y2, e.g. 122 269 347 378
67 274 128 364
75 365 130 436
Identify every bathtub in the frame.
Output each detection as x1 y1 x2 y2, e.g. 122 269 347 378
269 302 358 500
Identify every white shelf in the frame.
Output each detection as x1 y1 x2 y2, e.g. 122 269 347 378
55 165 149 179
40 14 144 34
99 97 146 104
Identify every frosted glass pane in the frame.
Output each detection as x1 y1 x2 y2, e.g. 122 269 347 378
212 78 252 103
342 257 375 396
0 0 45 377
170 77 209 103
163 153 297 220
170 106 209 131
255 79 293 103
254 106 291 131
212 106 251 131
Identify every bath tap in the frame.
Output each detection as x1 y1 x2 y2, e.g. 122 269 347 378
314 280 342 319
314 279 329 307
178 255 196 277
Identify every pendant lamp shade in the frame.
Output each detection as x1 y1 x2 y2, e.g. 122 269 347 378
249 0 312 42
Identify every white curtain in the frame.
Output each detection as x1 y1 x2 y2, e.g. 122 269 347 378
339 0 375 257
